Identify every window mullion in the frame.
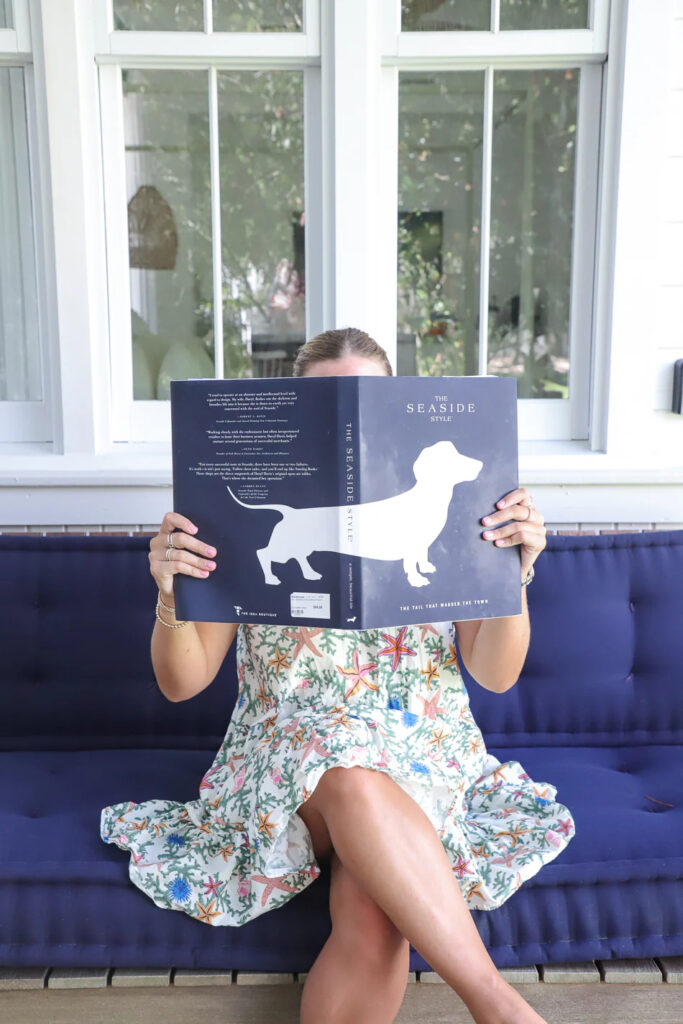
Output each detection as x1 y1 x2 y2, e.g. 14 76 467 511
478 65 493 377
208 65 224 378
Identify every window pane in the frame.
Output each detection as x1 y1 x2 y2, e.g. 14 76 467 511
0 68 42 401
500 0 589 31
488 69 578 399
217 70 305 378
213 1 303 31
401 1 490 32
123 69 214 400
113 2 203 31
397 71 484 377
0 1 13 29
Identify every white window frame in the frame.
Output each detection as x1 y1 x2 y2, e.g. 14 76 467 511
0 0 53 441
379 0 610 442
96 0 609 444
95 0 322 442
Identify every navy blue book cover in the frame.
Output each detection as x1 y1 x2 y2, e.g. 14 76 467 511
170 375 520 629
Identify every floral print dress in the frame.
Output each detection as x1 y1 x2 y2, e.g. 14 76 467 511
100 620 575 926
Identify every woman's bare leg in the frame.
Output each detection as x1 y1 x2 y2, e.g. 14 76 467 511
297 799 410 1023
299 849 410 1024
303 765 547 1024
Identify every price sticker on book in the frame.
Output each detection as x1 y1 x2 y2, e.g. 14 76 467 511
290 592 331 620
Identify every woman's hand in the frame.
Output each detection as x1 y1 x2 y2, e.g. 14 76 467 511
149 511 218 602
480 487 546 580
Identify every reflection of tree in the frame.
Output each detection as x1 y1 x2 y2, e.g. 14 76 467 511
398 67 577 397
124 67 304 384
114 0 302 33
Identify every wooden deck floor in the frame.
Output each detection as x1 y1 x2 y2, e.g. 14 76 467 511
0 960 681 1024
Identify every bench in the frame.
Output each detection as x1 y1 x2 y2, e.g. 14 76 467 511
0 529 681 983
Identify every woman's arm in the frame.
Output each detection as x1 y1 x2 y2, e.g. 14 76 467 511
453 582 530 694
151 615 239 703
148 510 239 702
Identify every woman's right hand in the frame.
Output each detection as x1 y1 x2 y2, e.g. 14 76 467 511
149 511 217 603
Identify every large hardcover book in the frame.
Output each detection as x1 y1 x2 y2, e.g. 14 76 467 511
170 374 520 629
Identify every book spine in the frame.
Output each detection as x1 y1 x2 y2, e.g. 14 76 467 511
337 377 362 628
169 381 187 622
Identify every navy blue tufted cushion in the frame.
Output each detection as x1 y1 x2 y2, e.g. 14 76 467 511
0 530 682 969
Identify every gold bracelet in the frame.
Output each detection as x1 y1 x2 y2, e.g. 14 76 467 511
155 596 189 629
158 592 176 614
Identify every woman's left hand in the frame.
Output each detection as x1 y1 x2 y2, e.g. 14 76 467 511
481 487 546 580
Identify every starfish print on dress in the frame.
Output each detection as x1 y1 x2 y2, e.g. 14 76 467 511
416 623 440 642
336 649 379 700
252 872 300 906
418 687 447 720
268 645 291 676
256 810 278 841
493 823 534 847
215 844 235 862
452 854 474 878
377 627 417 671
194 898 221 924
420 657 441 690
428 726 451 754
442 642 461 673
281 626 324 661
466 880 486 901
299 729 333 765
203 875 225 898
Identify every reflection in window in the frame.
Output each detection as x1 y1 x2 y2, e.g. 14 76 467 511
398 72 484 377
122 68 305 397
397 67 578 400
123 69 213 399
0 1 12 30
0 68 41 401
213 1 303 32
499 0 588 31
401 0 588 32
489 69 578 398
402 1 490 32
114 1 203 31
217 70 305 379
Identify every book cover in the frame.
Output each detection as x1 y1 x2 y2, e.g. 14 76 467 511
170 374 520 629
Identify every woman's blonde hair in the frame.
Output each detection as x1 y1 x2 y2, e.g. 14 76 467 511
291 326 393 377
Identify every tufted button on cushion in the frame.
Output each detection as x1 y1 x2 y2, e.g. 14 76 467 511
629 599 635 611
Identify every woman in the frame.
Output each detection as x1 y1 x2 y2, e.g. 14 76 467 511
101 327 575 1024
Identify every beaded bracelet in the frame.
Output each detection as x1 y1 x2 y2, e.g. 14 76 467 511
155 595 189 629
521 564 535 587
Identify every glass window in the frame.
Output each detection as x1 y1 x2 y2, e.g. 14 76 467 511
123 69 213 399
397 71 484 377
488 69 578 399
0 67 42 401
0 1 12 30
401 0 589 32
123 67 305 398
397 66 578 401
401 1 490 32
499 0 589 31
114 2 204 32
217 70 305 378
213 1 303 32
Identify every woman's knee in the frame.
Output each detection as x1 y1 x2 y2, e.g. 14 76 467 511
316 764 389 808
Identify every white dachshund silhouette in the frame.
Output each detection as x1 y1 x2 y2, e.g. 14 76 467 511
227 440 483 588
